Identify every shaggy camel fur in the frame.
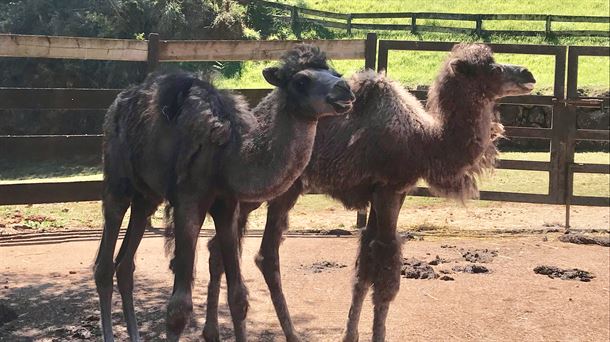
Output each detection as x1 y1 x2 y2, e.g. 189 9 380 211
204 43 536 341
93 44 354 342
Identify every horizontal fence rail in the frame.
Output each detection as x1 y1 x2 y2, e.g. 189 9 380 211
0 34 367 62
254 0 610 37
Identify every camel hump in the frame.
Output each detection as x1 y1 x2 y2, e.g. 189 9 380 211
155 72 222 122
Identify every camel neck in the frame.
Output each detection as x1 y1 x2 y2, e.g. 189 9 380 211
224 90 317 202
425 80 494 172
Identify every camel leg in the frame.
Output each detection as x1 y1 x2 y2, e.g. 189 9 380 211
203 201 260 342
114 194 159 341
94 185 132 342
369 188 405 342
255 182 302 342
167 193 210 341
342 209 377 342
211 198 249 342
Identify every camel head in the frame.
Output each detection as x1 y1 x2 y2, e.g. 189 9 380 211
444 43 536 99
262 44 355 120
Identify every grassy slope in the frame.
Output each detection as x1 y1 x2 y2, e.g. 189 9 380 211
217 0 610 92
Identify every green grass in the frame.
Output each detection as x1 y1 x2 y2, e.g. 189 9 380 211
216 1 610 93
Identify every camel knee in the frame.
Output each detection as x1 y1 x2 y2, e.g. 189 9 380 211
370 238 402 303
94 261 115 290
207 237 224 277
115 261 135 291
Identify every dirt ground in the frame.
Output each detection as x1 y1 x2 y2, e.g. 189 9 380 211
1 232 609 341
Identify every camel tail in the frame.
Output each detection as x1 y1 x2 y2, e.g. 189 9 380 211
163 203 176 260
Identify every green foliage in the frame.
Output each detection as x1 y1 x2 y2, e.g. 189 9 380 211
0 0 248 88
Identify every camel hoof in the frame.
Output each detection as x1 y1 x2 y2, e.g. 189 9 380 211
341 330 359 342
286 333 301 342
202 325 220 342
166 297 193 340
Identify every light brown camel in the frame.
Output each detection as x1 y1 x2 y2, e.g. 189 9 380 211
202 43 536 341
93 44 354 342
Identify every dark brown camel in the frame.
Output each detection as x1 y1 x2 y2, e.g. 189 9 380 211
93 44 354 342
203 43 536 341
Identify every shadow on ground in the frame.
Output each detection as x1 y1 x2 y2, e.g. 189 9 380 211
0 271 338 341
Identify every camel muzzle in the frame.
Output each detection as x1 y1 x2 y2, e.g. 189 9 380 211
326 79 355 113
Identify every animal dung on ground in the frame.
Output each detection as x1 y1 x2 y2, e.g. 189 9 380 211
460 248 498 263
301 261 347 273
452 264 490 274
323 228 352 236
428 255 449 265
558 233 610 247
401 258 439 279
534 265 595 282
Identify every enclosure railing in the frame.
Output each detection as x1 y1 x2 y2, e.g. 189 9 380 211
254 0 610 37
0 33 608 228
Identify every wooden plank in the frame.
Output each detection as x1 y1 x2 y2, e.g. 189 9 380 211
0 88 120 110
575 129 610 141
0 34 148 61
570 196 610 206
480 14 548 21
350 23 411 31
497 160 550 171
159 39 365 61
298 17 349 29
570 163 610 174
298 7 350 20
417 25 474 34
554 30 610 37
504 127 553 139
0 135 103 162
0 181 102 205
568 46 610 56
550 15 610 23
409 187 552 204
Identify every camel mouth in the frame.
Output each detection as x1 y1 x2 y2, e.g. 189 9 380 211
331 101 353 113
520 82 536 92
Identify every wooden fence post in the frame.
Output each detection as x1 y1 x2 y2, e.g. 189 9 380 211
545 16 552 35
356 209 367 228
147 33 160 75
291 6 301 38
411 14 417 34
347 14 353 36
364 32 377 70
475 15 483 35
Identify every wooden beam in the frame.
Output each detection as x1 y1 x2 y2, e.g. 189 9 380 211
0 34 148 61
0 88 120 110
497 160 550 171
504 127 553 139
0 181 102 205
159 39 365 61
570 163 610 174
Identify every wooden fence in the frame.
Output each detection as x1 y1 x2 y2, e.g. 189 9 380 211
0 33 608 228
254 0 610 37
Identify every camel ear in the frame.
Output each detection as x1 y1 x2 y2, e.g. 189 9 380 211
449 59 473 76
262 67 282 86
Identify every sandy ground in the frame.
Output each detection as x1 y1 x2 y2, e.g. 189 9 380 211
1 232 609 341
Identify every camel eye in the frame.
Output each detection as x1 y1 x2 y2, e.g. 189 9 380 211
294 75 310 90
490 65 503 75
